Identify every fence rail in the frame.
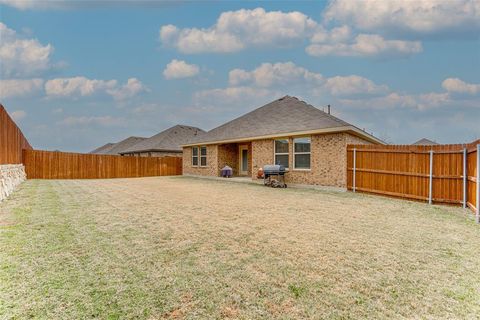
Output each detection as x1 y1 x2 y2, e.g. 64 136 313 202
0 104 32 164
347 140 479 216
23 149 182 179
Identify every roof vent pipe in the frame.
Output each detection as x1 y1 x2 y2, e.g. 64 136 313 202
327 104 331 114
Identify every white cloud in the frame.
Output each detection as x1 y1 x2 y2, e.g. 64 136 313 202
323 75 389 97
57 116 126 127
0 22 54 77
442 78 480 95
323 0 480 38
339 91 456 111
310 25 352 43
45 77 117 98
107 78 148 100
306 34 422 57
229 62 323 87
0 78 44 99
10 110 26 121
163 59 200 79
158 6 429 59
160 8 317 53
226 62 387 99
0 0 58 9
338 76 480 111
44 76 146 100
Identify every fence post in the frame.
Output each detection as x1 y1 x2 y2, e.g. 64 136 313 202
429 150 433 205
353 148 356 193
476 144 480 223
463 148 467 209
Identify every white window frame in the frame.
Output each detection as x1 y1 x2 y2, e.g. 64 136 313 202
192 146 199 167
200 146 207 167
274 138 289 169
293 137 311 170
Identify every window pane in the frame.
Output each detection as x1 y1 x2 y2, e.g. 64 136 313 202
192 147 198 156
200 146 207 156
275 154 289 168
275 139 289 154
295 154 310 169
200 156 207 166
294 137 311 153
192 156 198 166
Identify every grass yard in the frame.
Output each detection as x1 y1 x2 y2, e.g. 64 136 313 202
1 176 480 319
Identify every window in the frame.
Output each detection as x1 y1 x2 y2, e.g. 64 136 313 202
274 139 289 168
200 146 207 166
192 147 198 166
294 137 311 169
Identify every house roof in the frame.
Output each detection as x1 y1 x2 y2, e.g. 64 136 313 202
90 136 147 155
89 142 116 154
412 138 439 145
183 95 383 146
120 125 205 154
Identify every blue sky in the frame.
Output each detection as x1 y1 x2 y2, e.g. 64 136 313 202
1 0 479 152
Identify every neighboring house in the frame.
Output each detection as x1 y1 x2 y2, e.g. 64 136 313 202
89 143 116 154
182 96 384 188
89 136 146 155
120 125 205 157
412 138 439 145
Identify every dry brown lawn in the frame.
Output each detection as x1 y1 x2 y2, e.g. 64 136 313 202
1 176 480 319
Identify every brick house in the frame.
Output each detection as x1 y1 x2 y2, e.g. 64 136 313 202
120 125 205 157
90 136 147 155
91 125 205 157
182 96 384 188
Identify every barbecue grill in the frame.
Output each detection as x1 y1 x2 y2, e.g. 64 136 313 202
263 164 287 188
220 165 233 178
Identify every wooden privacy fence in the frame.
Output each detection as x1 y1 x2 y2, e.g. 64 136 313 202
0 104 32 164
23 149 182 179
347 140 479 217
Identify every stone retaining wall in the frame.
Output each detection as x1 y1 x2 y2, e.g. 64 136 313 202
0 164 27 202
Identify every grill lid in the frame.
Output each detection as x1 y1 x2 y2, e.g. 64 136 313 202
263 164 286 172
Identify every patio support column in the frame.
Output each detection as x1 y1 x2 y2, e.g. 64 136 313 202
429 150 433 205
476 144 480 223
353 148 356 193
463 148 467 209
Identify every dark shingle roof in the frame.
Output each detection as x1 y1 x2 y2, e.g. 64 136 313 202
89 143 116 154
412 138 439 145
185 95 378 145
90 136 146 155
120 125 205 154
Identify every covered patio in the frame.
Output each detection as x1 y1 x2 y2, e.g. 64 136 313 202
217 142 252 177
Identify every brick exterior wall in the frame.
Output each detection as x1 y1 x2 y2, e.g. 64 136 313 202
183 145 218 176
183 132 372 186
251 133 372 187
252 139 274 179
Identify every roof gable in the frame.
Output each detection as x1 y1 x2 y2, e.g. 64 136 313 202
89 143 116 154
121 125 205 154
90 136 146 155
186 96 362 145
412 138 439 145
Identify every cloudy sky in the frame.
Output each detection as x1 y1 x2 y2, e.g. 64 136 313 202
0 0 479 152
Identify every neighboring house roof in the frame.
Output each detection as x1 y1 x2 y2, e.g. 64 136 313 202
183 95 383 146
120 125 205 154
89 143 116 154
90 136 147 155
412 138 439 145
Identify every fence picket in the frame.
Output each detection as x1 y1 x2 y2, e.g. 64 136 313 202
347 140 479 214
23 149 182 179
